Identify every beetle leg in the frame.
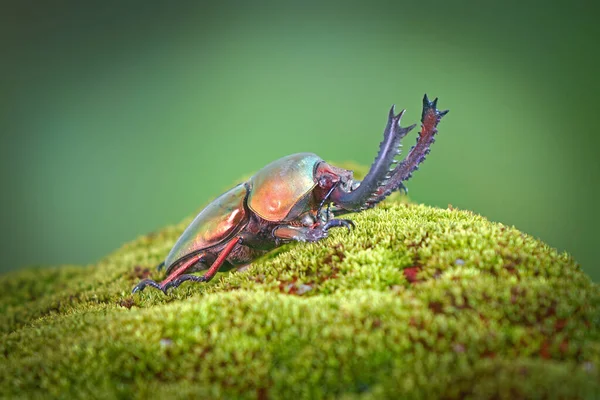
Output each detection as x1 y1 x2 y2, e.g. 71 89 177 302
273 226 325 242
273 219 354 243
162 274 208 292
131 278 162 293
132 254 205 294
324 219 355 231
321 205 352 217
161 237 242 293
157 254 206 290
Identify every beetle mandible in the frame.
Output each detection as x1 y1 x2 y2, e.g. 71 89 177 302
133 95 448 294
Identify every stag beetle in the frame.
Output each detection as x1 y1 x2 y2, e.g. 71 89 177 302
133 95 448 294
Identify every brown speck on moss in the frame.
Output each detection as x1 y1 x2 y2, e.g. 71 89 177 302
257 387 268 400
403 266 422 283
555 318 568 332
429 301 444 314
278 278 298 294
482 350 497 359
540 340 552 359
322 243 346 266
118 297 135 309
407 231 429 250
510 285 525 304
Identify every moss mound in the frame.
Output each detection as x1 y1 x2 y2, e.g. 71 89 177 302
1 202 599 399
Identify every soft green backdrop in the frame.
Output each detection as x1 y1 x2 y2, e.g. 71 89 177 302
2 0 598 280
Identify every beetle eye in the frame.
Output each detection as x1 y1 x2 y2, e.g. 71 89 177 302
318 173 338 189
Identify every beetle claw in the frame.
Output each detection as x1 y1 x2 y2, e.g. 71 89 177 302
156 261 165 272
131 278 162 294
324 219 355 232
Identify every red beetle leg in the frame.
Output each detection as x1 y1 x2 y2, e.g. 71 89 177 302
162 237 242 292
159 253 206 287
132 254 205 294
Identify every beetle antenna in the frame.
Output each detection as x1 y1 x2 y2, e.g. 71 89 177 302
317 182 339 221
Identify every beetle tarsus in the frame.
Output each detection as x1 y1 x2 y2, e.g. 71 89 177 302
156 261 165 272
324 219 355 232
131 278 163 294
163 274 208 292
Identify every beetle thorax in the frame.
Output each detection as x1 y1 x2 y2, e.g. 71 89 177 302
247 153 322 222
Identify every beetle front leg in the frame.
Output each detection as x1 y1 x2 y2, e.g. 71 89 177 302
273 226 326 242
273 219 354 243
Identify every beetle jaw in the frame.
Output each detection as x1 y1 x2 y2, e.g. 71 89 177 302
329 95 447 211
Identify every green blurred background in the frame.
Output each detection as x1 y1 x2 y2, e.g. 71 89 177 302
2 0 598 280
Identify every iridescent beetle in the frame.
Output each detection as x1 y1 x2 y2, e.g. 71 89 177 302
133 95 448 294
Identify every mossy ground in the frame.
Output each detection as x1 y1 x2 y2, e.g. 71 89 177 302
1 200 599 399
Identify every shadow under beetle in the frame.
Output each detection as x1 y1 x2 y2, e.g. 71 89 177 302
133 95 448 294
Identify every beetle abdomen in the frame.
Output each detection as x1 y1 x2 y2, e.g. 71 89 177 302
248 153 321 222
164 183 249 269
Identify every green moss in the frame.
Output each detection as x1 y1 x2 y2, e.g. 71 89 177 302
1 201 599 399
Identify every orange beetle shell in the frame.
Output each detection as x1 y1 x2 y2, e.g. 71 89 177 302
248 153 321 222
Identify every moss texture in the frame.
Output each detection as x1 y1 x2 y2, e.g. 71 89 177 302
1 199 599 399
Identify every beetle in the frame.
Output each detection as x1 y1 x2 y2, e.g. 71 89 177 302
133 95 448 294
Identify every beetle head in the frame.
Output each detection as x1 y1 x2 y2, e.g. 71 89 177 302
314 161 354 201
